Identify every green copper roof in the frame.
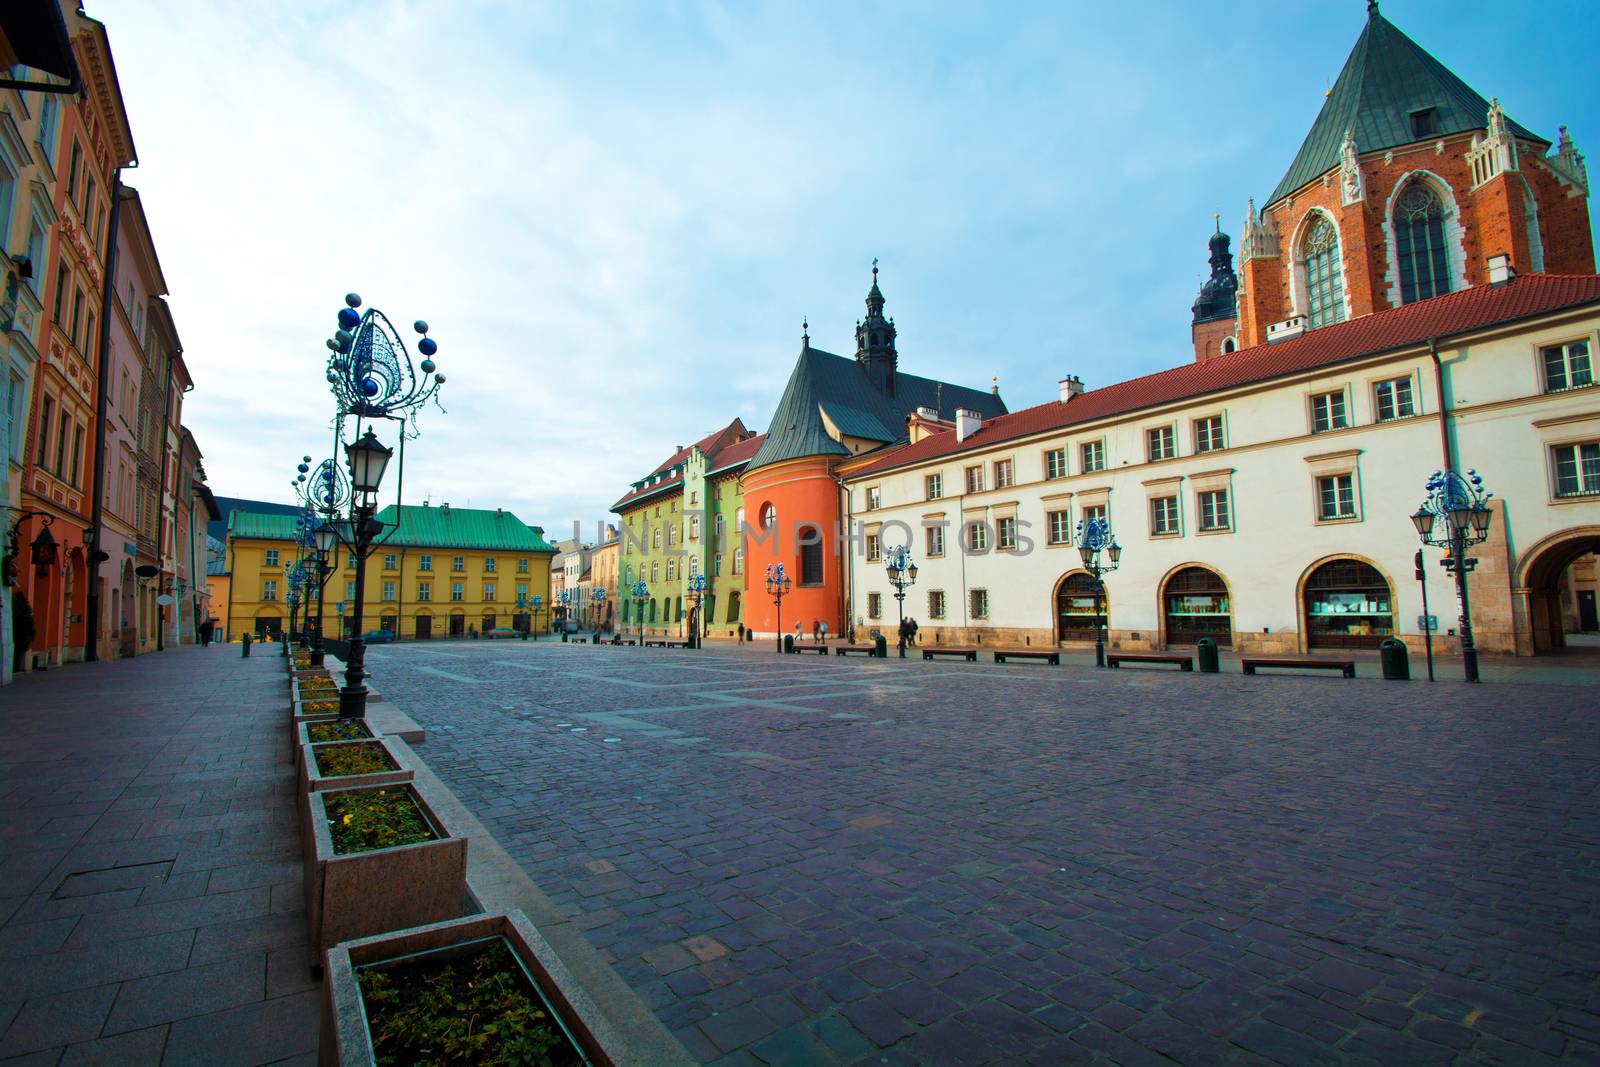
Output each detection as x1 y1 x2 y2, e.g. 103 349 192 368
747 345 1006 472
1266 8 1544 206
226 505 555 553
227 511 302 542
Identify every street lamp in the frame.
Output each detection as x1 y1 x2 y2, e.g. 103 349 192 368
630 579 648 645
764 562 791 653
328 427 395 718
884 545 918 658
310 517 336 666
1413 468 1493 683
591 587 607 640
686 572 706 649
531 593 543 640
558 588 571 641
286 563 305 656
1075 516 1121 668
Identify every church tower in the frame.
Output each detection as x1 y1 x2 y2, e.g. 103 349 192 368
1235 1 1592 349
1191 222 1239 362
854 259 898 396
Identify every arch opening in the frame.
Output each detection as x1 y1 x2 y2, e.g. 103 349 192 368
1303 558 1394 649
1163 566 1232 647
1054 571 1102 643
1520 529 1600 653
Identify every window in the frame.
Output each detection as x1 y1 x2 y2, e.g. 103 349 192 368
714 515 724 542
997 516 1017 550
36 93 59 165
262 579 277 601
1146 426 1176 462
484 556 496 572
760 503 776 529
419 554 432 571
1311 390 1348 433
799 526 824 585
667 525 677 546
382 581 397 601
1552 442 1600 498
452 555 465 571
1198 489 1231 531
517 558 528 573
1318 474 1357 519
1409 107 1437 139
69 425 82 486
24 224 43 294
69 287 83 346
666 559 676 581
925 473 943 500
1048 510 1072 545
383 553 397 570
970 588 990 619
264 549 279 567
483 583 496 601
66 140 80 201
1082 504 1107 527
84 312 95 362
1301 215 1346 328
928 590 946 619
36 393 52 466
1542 341 1593 393
1194 416 1225 453
689 515 701 540
651 561 659 582
516 583 527 601
652 528 662 549
346 581 356 601
866 532 881 562
926 525 945 557
865 486 881 511
346 552 356 570
867 592 882 619
1080 440 1105 473
1394 182 1449 304
1150 496 1179 536
966 521 989 552
964 466 983 494
732 548 744 574
417 582 431 602
451 582 464 601
1374 377 1415 421
51 265 66 322
993 459 1014 489
1044 448 1067 480
714 552 723 576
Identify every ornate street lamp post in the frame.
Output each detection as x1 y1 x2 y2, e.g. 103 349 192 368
884 545 918 658
328 428 394 718
531 594 543 640
558 589 571 641
1075 516 1122 668
285 563 304 655
310 518 336 667
686 572 706 649
631 579 648 645
764 562 791 653
591 587 607 640
1412 468 1494 683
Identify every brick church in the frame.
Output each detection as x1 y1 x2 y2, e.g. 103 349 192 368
1192 0 1592 362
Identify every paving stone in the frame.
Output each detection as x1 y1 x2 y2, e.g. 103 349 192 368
57 1024 169 1065
0 984 118 1059
102 954 264 1035
160 988 318 1067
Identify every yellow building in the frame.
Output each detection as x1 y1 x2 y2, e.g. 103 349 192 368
225 502 555 640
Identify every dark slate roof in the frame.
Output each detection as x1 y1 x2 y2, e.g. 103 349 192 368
611 419 766 511
1267 8 1545 206
747 345 1007 472
848 273 1600 478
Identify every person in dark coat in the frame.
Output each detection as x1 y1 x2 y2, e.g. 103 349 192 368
908 617 920 647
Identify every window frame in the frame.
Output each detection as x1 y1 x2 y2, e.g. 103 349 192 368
964 465 984 494
1372 375 1416 422
1047 509 1072 546
925 473 943 500
1310 389 1349 434
1197 488 1232 533
1145 425 1176 462
993 458 1014 490
1315 472 1360 522
1551 439 1600 500
1193 415 1225 454
1080 439 1106 473
1540 340 1594 394
969 588 990 620
1044 447 1067 480
1149 495 1180 537
928 589 946 619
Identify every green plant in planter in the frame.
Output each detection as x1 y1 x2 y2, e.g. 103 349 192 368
299 698 340 715
307 719 372 743
358 940 581 1066
327 788 436 855
314 742 397 778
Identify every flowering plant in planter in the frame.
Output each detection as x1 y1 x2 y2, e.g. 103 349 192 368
307 719 372 743
321 912 638 1067
300 736 412 794
304 783 468 951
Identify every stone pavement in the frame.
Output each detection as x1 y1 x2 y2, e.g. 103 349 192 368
0 647 317 1066
366 640 1600 1065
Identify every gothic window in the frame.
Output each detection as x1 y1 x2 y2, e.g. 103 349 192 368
1300 215 1345 328
1394 182 1449 304
760 503 776 530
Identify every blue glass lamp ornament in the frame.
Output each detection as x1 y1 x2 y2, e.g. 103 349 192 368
325 291 445 418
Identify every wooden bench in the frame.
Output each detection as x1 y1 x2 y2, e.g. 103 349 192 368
835 644 878 657
1241 656 1356 678
643 639 690 649
993 648 1060 665
1107 652 1193 671
923 647 978 662
790 642 830 655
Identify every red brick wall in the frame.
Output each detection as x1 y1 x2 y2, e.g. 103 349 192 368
1191 316 1237 363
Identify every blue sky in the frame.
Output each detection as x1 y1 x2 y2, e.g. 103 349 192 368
101 0 1599 534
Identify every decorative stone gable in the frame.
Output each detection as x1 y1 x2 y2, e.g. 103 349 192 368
1546 126 1590 196
1467 98 1520 189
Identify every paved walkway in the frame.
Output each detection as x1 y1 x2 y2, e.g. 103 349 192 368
0 647 317 1066
368 640 1600 1065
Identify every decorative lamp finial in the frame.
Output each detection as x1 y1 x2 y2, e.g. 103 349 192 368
802 317 809 346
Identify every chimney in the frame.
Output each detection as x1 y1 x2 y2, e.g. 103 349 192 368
1058 375 1084 402
440 502 450 516
956 408 982 442
1487 253 1514 286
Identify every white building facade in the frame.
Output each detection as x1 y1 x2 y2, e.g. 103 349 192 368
843 275 1600 658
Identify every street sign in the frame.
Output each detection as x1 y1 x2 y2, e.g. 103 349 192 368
1418 614 1438 632
156 594 174 606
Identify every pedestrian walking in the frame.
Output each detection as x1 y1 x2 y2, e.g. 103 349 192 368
198 618 213 648
898 618 909 652
909 617 920 647
811 618 820 641
737 622 746 645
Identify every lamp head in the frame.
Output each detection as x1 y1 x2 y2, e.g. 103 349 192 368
1410 506 1435 540
345 428 394 496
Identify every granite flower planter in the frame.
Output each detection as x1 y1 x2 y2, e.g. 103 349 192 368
298 735 412 793
304 782 468 952
321 910 623 1067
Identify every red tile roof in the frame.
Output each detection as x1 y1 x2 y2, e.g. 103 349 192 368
612 419 766 511
847 273 1600 479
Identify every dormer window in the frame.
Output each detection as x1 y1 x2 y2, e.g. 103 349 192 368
1409 107 1438 139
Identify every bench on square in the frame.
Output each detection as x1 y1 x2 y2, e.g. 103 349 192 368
790 642 830 655
923 647 978 662
643 639 691 649
835 644 878 657
1241 656 1356 678
992 648 1059 665
610 637 637 646
1106 652 1192 671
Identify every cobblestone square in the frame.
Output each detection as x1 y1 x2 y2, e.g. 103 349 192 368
364 641 1600 1064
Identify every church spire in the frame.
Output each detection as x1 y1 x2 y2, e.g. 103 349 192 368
855 258 897 396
